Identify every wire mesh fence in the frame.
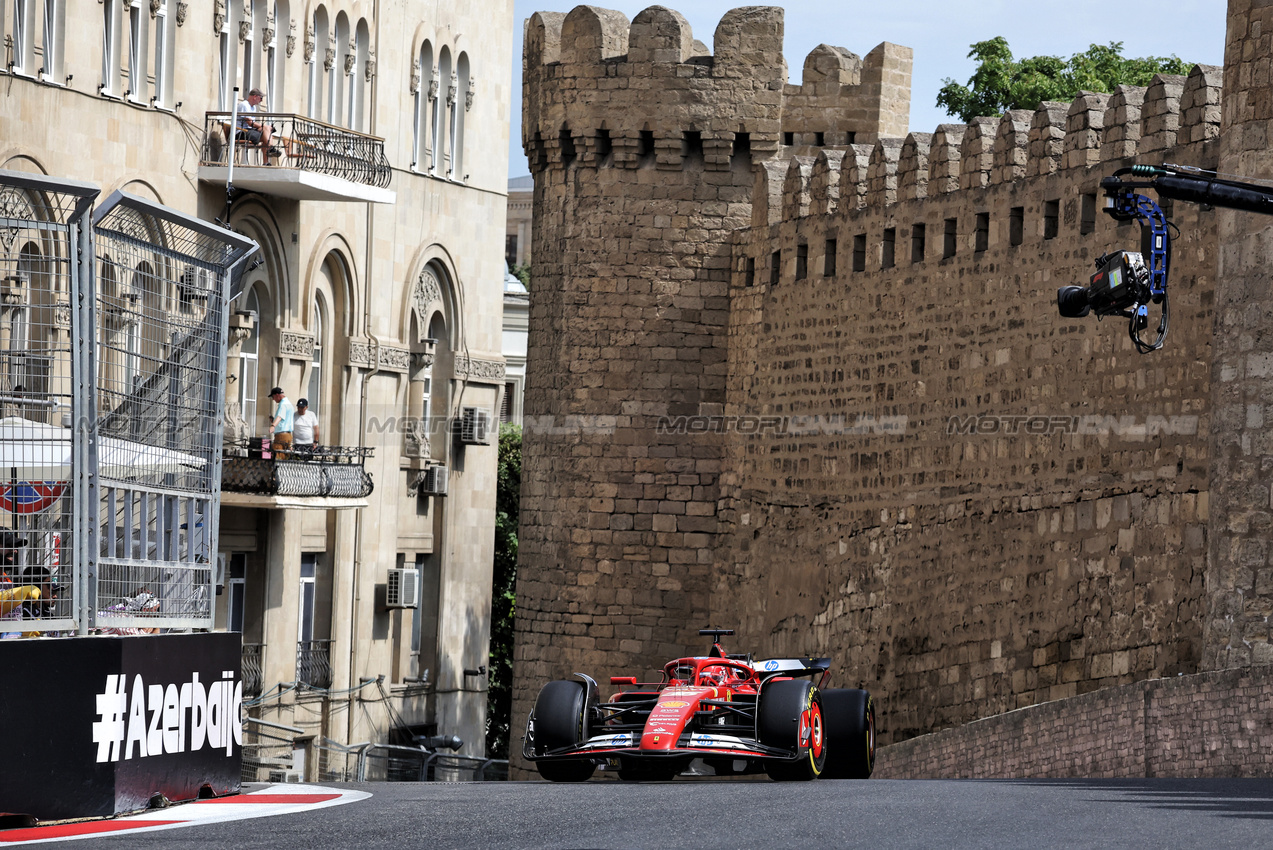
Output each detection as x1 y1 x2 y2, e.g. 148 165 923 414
91 191 255 631
0 170 97 635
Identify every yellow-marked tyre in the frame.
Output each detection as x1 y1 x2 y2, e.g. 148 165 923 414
758 679 827 781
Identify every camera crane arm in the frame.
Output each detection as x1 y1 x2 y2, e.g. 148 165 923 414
1059 164 1273 353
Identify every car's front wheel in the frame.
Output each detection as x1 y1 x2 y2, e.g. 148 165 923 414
758 679 827 781
530 679 596 782
821 688 875 778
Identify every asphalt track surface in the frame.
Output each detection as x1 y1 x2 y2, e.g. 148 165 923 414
29 776 1273 850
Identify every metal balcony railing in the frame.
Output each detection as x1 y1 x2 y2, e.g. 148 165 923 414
242 643 263 698
222 439 374 499
297 639 333 689
201 112 392 189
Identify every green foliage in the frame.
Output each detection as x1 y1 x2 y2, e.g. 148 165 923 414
486 422 521 759
937 37 1193 123
511 263 531 290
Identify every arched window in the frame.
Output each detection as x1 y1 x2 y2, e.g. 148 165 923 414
152 0 175 107
216 0 235 109
352 18 369 132
307 6 328 119
239 287 260 430
307 297 324 415
125 0 148 102
330 12 349 125
435 47 451 178
412 40 433 172
266 0 288 109
102 0 123 97
453 52 469 181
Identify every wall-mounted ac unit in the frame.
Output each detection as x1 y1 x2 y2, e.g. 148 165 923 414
267 770 302 783
418 463 448 497
459 407 490 445
387 567 420 608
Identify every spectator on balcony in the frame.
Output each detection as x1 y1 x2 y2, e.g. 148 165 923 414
236 88 280 163
269 386 294 458
294 398 320 452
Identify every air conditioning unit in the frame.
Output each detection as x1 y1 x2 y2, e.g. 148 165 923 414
459 407 491 445
267 770 302 783
386 567 420 608
418 463 448 497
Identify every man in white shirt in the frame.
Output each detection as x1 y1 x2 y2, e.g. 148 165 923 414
294 398 320 449
236 88 279 162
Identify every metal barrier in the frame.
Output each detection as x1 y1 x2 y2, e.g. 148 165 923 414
241 716 302 785
222 440 373 498
312 737 508 782
296 639 333 688
200 112 392 190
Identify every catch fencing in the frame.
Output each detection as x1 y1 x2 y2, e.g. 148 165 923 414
0 169 257 635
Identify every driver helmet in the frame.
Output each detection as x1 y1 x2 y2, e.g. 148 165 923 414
700 666 726 686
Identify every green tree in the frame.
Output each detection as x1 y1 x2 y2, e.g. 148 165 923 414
937 37 1192 123
486 422 521 760
511 262 531 290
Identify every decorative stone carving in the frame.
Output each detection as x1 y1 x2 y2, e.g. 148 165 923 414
403 421 430 459
286 19 296 57
175 0 186 25
261 10 274 49
213 0 224 33
343 40 356 75
239 19 250 42
365 47 376 82
0 188 35 253
348 341 373 367
412 267 443 328
54 300 71 328
279 330 314 358
379 345 410 372
324 41 336 72
410 58 420 94
149 0 161 18
303 20 314 63
465 77 476 112
428 68 439 100
410 350 435 371
446 71 457 105
453 355 506 383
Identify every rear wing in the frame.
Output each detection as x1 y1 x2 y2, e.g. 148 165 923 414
755 657 832 685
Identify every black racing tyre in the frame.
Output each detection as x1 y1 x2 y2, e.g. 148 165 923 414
758 679 827 781
821 688 875 779
531 679 596 782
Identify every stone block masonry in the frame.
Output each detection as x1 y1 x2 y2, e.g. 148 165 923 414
515 1 1267 777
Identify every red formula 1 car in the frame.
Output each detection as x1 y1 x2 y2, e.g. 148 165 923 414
524 629 875 782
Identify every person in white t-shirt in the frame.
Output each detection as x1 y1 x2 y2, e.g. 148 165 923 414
294 397 320 449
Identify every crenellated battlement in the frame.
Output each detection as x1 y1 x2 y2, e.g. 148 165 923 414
753 65 1223 226
522 5 912 174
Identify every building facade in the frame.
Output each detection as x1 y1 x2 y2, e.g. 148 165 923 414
513 1 1262 773
1 0 514 774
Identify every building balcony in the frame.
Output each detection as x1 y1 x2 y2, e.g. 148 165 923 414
198 112 396 204
242 643 264 698
297 639 334 689
221 441 374 510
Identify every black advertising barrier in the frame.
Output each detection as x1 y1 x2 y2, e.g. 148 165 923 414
0 633 242 820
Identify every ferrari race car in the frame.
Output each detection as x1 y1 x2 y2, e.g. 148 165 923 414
524 629 875 782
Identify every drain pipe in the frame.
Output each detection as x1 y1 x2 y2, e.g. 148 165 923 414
347 0 383 746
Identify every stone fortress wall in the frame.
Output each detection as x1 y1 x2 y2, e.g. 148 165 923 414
515 1 1264 771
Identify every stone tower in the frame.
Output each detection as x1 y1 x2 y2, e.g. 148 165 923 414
514 3 911 760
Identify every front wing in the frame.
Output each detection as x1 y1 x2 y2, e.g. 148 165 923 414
524 730 799 763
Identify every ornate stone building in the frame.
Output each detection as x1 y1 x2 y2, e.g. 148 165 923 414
1 0 513 773
513 2 1266 770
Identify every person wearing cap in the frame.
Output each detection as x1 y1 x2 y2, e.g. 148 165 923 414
269 387 294 458
236 88 280 162
294 398 320 450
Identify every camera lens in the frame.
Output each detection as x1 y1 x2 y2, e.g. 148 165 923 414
1057 286 1092 319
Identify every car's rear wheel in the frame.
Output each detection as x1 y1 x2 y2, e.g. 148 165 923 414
531 679 596 782
821 688 875 778
758 679 827 781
